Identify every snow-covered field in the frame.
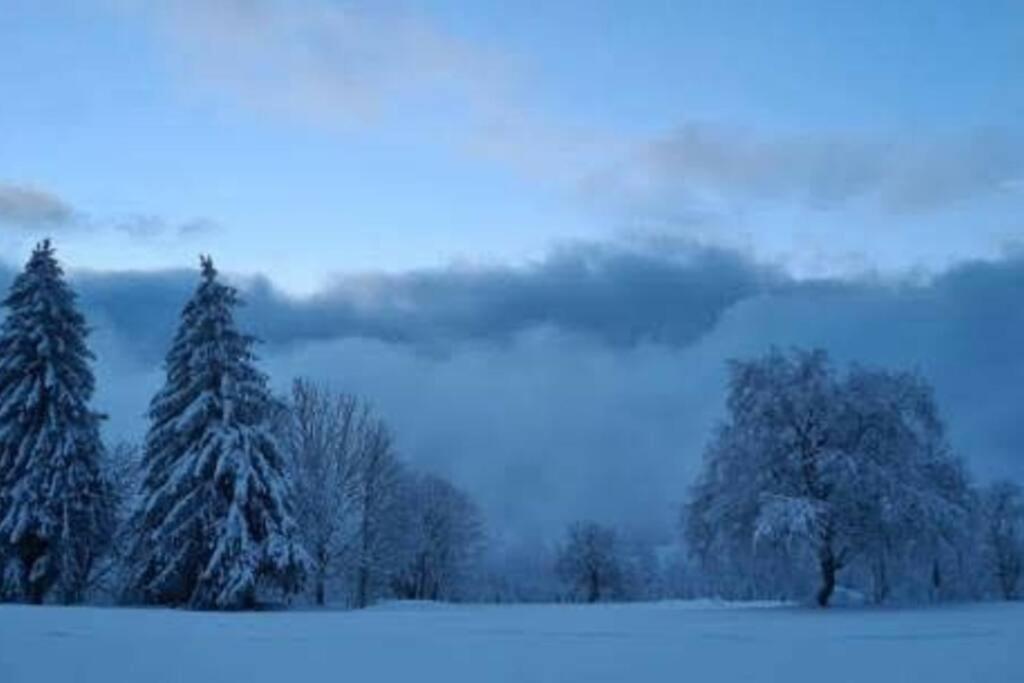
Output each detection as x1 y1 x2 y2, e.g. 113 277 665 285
1 600 1021 682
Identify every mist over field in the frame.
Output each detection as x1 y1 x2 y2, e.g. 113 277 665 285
4 244 1021 543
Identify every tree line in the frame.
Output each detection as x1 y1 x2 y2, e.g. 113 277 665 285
0 242 1021 609
0 243 484 609
545 351 1024 607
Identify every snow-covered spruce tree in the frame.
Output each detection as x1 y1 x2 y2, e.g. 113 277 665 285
126 257 306 609
0 240 112 604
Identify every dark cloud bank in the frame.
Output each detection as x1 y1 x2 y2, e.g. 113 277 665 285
1 242 1021 542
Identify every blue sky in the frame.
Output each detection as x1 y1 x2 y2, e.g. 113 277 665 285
2 1 1024 537
2 0 1022 292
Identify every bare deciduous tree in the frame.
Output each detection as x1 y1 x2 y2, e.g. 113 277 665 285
391 472 484 602
346 418 405 608
278 379 367 605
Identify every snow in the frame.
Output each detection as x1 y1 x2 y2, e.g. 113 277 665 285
1 600 1021 682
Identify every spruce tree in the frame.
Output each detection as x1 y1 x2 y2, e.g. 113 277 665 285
127 256 306 609
0 240 112 604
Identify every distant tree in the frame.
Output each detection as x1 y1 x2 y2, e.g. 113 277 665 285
980 481 1023 600
125 257 307 609
686 349 969 607
617 532 664 601
475 538 561 603
555 521 622 603
392 472 484 602
90 441 143 600
102 442 142 527
0 240 113 604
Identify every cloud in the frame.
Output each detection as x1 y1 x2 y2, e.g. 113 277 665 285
0 181 219 241
177 217 219 236
59 241 776 363
111 214 221 240
2 240 1022 542
589 124 1024 216
0 183 75 228
116 1 1024 278
131 0 509 126
120 0 599 190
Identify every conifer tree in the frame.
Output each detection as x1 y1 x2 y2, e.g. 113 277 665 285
126 256 306 609
0 240 112 604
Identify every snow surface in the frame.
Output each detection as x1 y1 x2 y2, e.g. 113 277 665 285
1 600 1021 682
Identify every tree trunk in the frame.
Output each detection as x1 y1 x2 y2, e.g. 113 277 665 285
930 559 942 602
314 550 328 606
22 536 48 605
415 553 428 600
587 570 600 603
28 582 45 605
872 556 889 604
997 560 1020 601
817 549 837 607
356 566 369 609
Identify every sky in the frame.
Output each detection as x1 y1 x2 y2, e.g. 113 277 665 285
1 0 1023 543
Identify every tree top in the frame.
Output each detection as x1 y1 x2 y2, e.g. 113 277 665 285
199 254 217 282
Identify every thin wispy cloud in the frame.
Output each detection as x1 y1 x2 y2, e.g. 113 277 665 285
588 124 1024 217
112 214 221 240
0 180 219 241
2 2 1014 289
0 183 75 229
585 124 1024 218
132 0 511 127
110 1 1024 282
121 0 611 190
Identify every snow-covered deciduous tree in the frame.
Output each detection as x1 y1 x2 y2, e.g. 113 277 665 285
839 366 972 604
980 480 1023 600
391 472 484 602
125 257 307 609
278 377 489 609
347 417 404 608
555 520 622 603
277 378 367 606
687 350 844 605
685 348 970 607
0 240 112 604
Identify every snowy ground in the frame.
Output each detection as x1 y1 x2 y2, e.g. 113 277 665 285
1 600 1021 682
